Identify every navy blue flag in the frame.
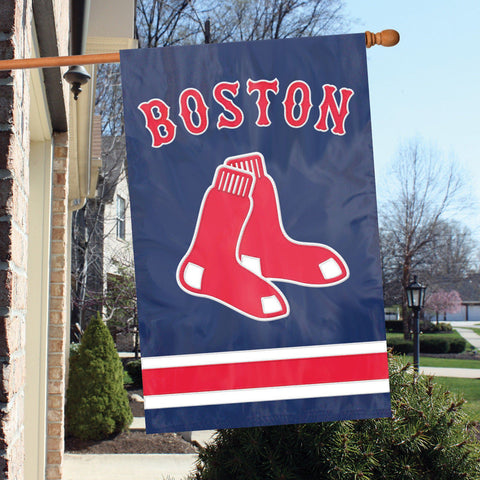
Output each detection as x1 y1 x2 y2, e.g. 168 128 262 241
120 33 391 434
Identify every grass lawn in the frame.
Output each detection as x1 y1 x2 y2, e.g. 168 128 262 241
430 377 480 421
390 353 480 421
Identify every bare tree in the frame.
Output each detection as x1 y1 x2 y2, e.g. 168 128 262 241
134 0 349 46
198 0 349 42
379 140 468 338
73 0 350 339
136 0 200 47
423 220 476 286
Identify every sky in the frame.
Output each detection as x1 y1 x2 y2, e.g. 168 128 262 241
344 0 480 242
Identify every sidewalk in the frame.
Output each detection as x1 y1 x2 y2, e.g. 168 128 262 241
452 324 480 350
419 366 480 378
64 430 214 480
63 453 198 480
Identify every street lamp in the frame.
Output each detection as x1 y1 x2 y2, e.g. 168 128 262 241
406 275 426 375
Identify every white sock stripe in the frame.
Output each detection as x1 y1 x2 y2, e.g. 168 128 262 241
253 157 261 177
237 177 245 197
241 177 249 196
217 170 226 191
228 173 236 193
222 172 230 192
214 166 254 197
232 175 240 195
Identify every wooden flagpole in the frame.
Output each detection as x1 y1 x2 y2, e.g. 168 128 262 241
0 30 399 71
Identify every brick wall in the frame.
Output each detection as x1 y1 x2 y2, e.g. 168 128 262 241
0 0 31 478
46 134 69 480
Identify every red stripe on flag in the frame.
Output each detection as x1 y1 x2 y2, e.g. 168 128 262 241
142 352 388 396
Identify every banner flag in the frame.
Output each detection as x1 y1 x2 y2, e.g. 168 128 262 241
120 33 391 434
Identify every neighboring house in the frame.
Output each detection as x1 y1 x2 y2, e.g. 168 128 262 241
437 273 480 322
74 134 135 350
0 1 135 479
102 137 135 351
71 134 135 349
101 136 134 274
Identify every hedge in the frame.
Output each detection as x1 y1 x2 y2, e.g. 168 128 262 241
385 320 453 334
420 336 449 354
387 334 466 355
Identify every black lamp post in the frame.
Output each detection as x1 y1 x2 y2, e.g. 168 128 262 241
406 275 426 375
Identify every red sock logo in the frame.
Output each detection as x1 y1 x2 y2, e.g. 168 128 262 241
176 166 290 321
224 152 349 287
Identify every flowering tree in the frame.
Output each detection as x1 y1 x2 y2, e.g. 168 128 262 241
425 289 462 324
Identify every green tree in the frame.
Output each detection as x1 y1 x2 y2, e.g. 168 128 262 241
66 313 133 440
193 356 480 479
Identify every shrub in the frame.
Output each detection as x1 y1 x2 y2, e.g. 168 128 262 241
423 321 453 333
123 370 133 386
387 333 466 354
192 355 480 480
125 359 143 388
449 338 467 354
66 313 133 440
69 342 80 359
433 322 453 332
387 337 413 354
420 336 450 354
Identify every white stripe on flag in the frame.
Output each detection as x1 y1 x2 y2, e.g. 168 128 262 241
141 341 387 370
144 378 390 410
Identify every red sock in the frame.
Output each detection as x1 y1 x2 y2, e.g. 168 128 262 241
176 165 290 321
224 153 349 286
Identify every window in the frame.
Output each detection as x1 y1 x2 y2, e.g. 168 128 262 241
116 195 126 240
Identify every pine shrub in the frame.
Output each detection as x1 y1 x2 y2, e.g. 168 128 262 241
66 313 133 440
192 355 480 479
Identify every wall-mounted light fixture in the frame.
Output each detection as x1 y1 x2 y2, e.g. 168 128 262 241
63 65 91 100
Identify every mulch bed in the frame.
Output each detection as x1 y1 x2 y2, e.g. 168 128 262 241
65 430 198 454
65 388 199 454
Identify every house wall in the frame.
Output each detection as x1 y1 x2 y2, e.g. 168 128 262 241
0 1 32 478
0 0 71 479
46 133 70 480
1 0 135 476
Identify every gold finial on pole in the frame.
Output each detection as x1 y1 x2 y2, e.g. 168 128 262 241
365 29 400 48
